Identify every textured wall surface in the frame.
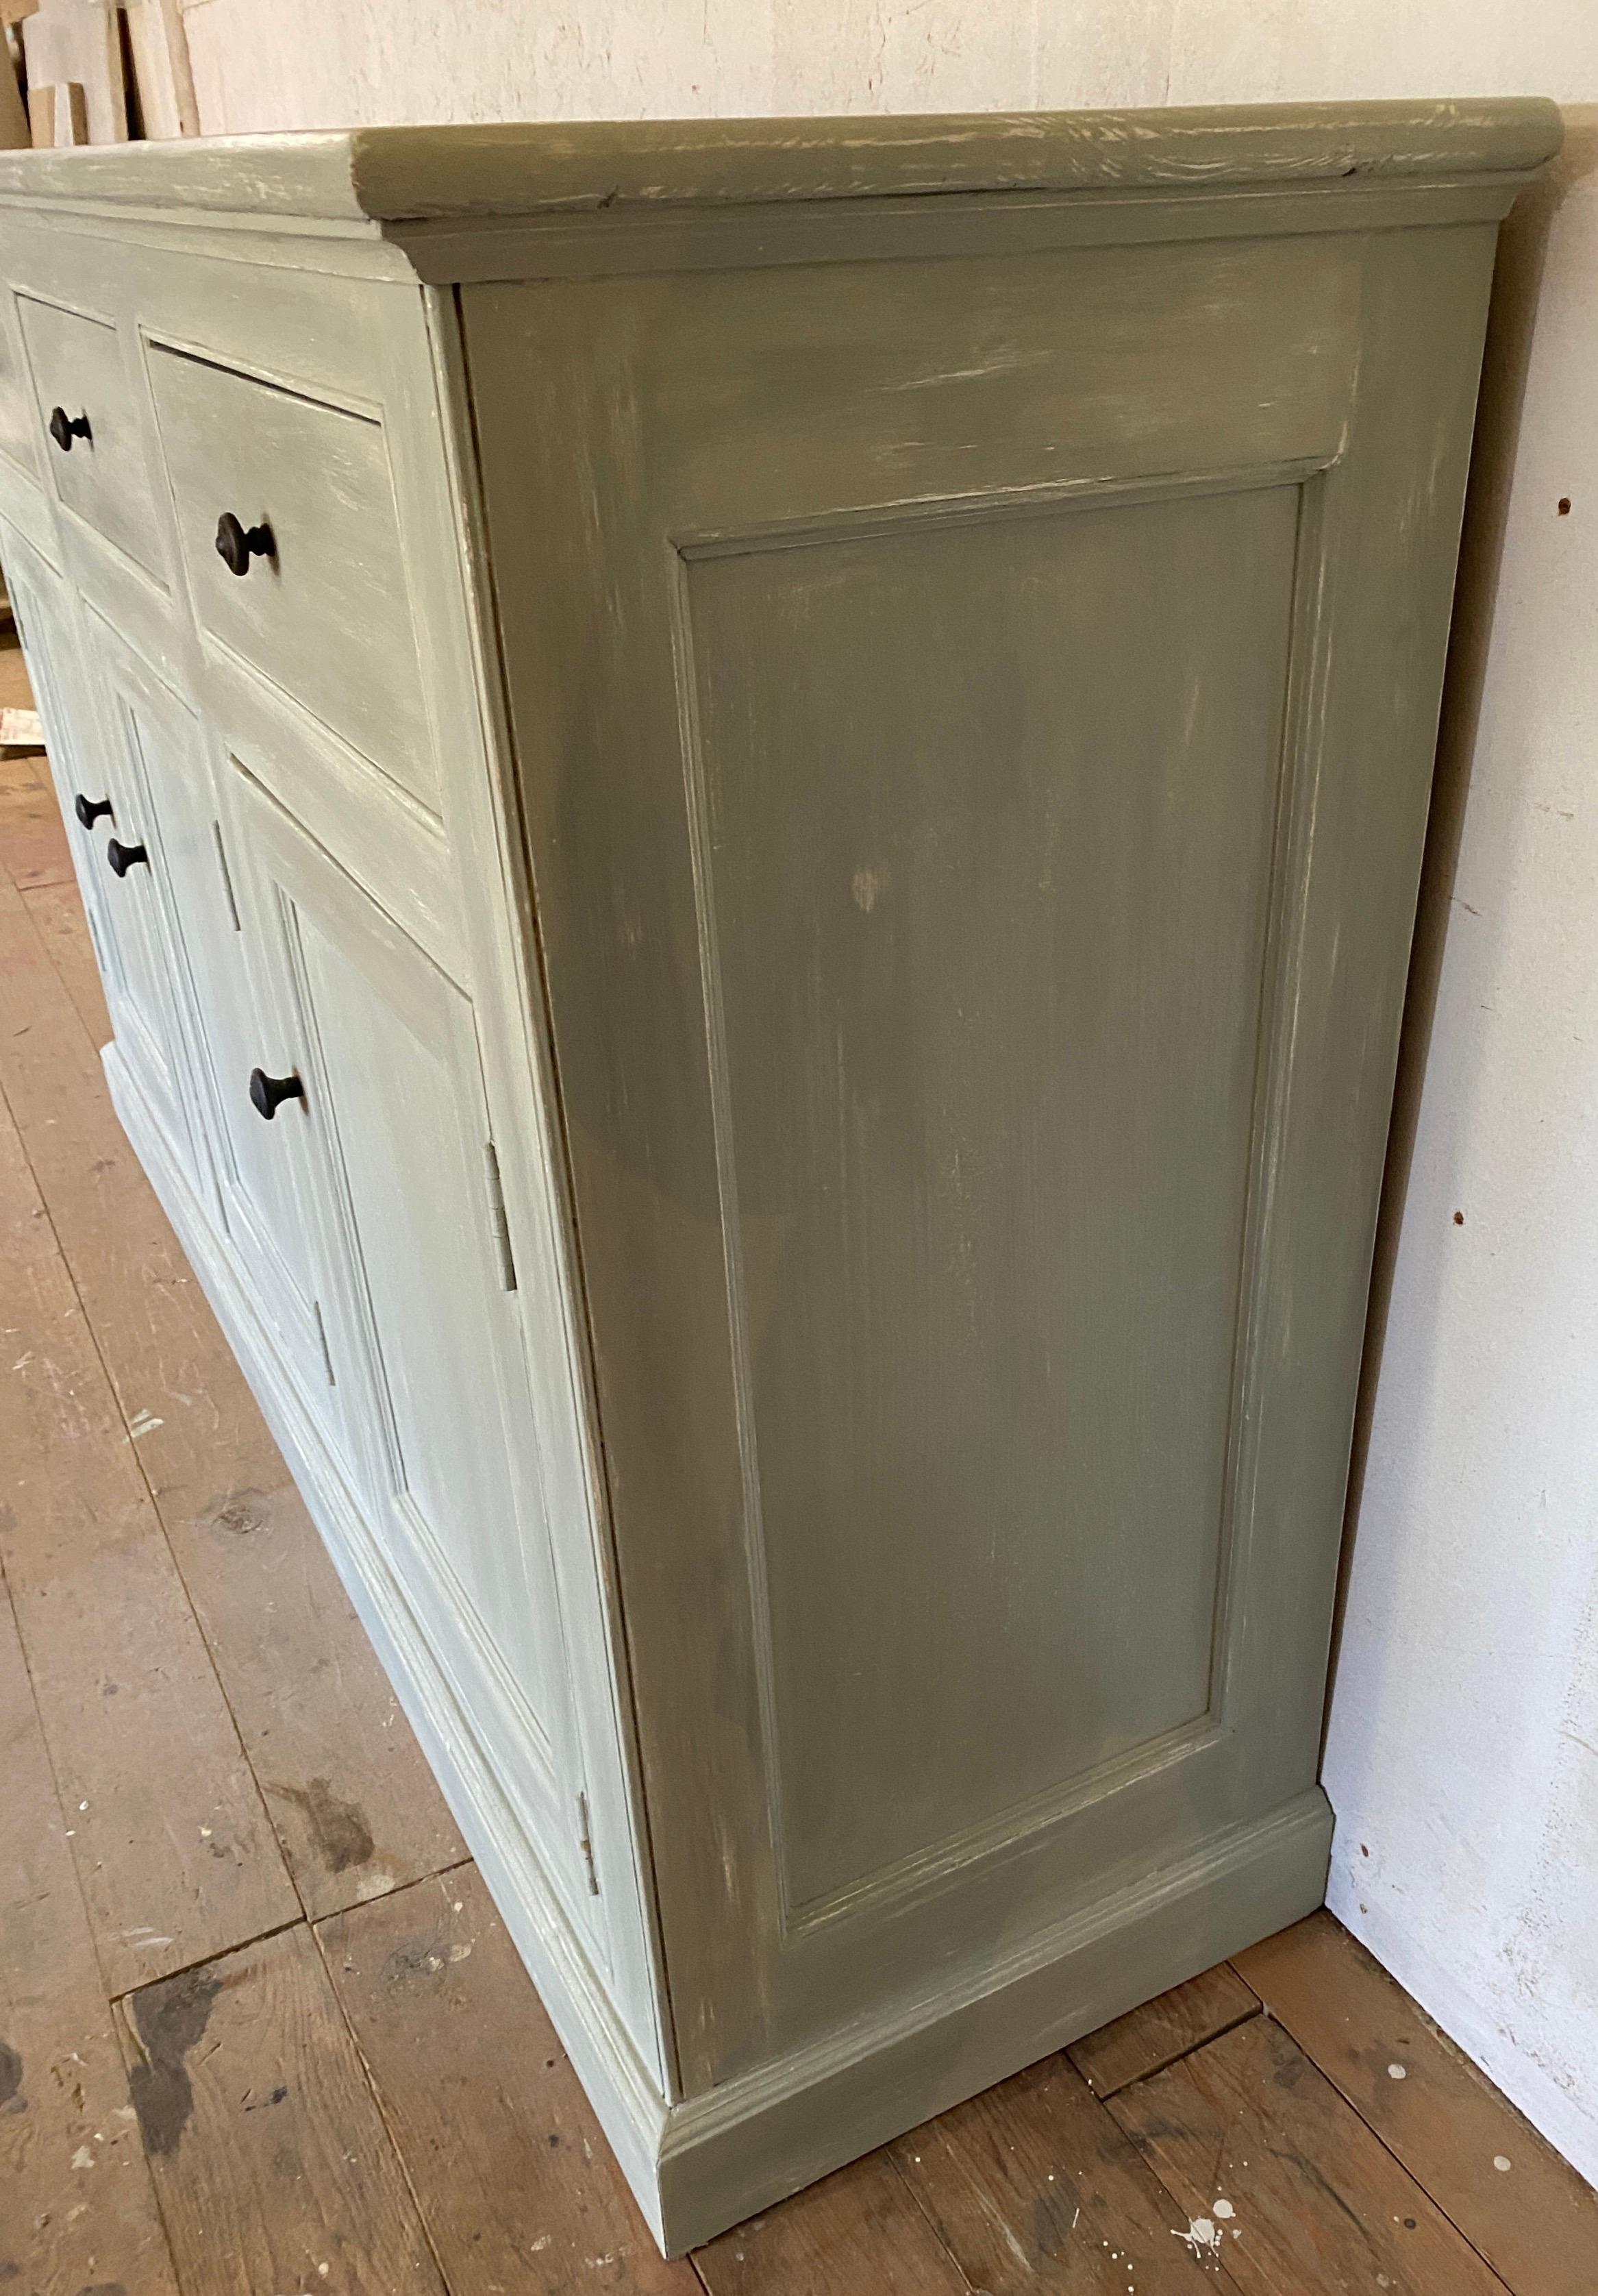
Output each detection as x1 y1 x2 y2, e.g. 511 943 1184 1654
176 1 1597 134
1322 129 1598 2188
175 0 1598 2185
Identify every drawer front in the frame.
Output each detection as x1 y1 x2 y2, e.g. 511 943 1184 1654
16 294 165 583
147 345 438 815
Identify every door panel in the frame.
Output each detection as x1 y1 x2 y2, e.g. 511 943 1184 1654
62 623 197 1185
2 530 124 1013
230 771 592 1921
84 617 345 1446
464 219 1496 2082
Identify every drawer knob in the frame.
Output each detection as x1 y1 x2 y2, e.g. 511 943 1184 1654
48 406 91 452
215 511 275 578
249 1066 304 1121
74 793 113 828
105 837 149 876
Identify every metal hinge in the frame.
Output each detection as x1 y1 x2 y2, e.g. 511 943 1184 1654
483 1141 517 1292
577 1792 600 1896
312 1299 336 1387
211 819 242 932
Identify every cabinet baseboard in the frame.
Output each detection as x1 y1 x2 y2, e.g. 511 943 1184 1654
108 1035 1329 2254
655 1784 1329 2248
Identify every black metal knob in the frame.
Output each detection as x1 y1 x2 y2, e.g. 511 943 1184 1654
215 511 275 578
105 837 149 876
48 406 91 452
249 1066 303 1120
74 793 113 828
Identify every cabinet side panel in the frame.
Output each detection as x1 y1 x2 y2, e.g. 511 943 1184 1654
464 207 1497 2104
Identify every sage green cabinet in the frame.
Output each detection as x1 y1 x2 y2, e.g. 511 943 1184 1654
0 98 1560 2251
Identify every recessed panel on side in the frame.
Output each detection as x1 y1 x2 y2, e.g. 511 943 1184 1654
682 480 1300 1918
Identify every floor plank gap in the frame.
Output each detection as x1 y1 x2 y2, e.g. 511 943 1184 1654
1066 1959 1263 2099
111 1913 314 2005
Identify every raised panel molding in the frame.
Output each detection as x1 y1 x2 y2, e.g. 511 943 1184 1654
672 467 1331 1942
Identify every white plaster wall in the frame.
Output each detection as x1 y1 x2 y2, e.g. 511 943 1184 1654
1319 141 1598 2184
177 0 1598 2184
175 1 1598 132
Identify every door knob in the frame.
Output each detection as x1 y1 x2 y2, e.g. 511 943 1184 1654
249 1066 304 1120
105 837 149 876
48 406 91 452
74 793 113 828
215 511 275 577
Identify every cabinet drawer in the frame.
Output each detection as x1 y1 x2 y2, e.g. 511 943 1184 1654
147 344 438 815
17 294 164 582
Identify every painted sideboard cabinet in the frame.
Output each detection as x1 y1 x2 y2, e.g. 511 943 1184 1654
0 100 1560 2249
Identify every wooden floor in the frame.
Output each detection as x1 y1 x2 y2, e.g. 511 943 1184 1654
3 637 1595 2296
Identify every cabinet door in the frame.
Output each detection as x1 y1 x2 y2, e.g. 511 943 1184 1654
11 571 199 1187
84 619 348 1451
2 530 124 1011
229 769 594 1923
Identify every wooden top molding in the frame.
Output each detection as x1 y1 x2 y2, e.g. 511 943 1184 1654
0 99 1562 225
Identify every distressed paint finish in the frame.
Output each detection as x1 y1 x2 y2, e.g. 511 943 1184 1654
462 198 1509 2113
0 97 1561 213
686 482 1299 1917
0 103 1556 2249
17 293 166 582
146 343 439 815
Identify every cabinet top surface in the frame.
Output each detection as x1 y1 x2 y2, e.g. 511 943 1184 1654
0 98 1561 226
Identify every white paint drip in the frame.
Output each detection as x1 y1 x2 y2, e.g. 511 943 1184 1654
1173 2217 1223 2258
1213 2196 1235 2219
1388 2062 1408 2079
1493 2154 1512 2172
127 1409 164 1438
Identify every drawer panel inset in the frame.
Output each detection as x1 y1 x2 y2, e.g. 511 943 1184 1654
18 293 164 582
147 343 438 816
